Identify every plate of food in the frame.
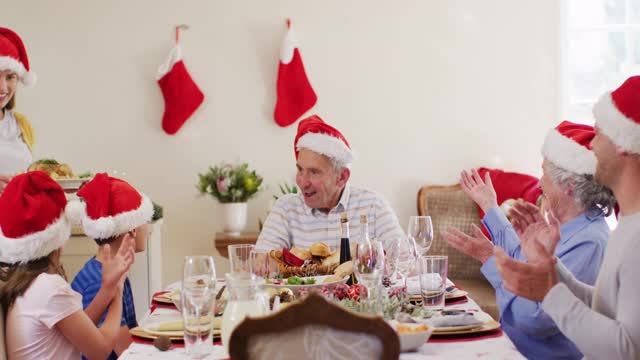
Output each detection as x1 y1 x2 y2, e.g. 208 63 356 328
56 178 90 190
262 274 350 290
27 159 92 191
389 321 432 352
136 307 222 341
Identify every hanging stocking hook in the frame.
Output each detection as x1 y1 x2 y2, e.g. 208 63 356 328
175 24 190 44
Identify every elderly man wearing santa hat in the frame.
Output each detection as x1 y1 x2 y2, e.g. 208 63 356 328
493 76 640 359
255 114 404 254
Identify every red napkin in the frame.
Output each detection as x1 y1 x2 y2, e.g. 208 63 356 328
428 328 503 343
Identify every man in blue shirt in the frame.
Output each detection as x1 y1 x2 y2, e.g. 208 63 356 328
71 173 154 359
445 121 616 359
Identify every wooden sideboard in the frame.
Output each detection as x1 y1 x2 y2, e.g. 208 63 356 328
214 231 259 258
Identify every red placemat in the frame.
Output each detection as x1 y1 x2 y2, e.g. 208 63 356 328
131 336 222 347
428 328 503 343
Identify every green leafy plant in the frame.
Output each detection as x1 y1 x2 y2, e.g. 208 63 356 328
77 171 94 179
273 182 298 200
197 163 263 203
33 158 59 165
152 201 164 222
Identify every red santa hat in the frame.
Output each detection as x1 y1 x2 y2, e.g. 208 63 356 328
593 75 640 155
294 114 354 168
0 171 79 264
541 121 597 175
76 173 153 240
0 27 36 86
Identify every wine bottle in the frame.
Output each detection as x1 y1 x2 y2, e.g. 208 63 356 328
339 212 354 285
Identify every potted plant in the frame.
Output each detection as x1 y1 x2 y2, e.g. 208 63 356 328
197 163 263 235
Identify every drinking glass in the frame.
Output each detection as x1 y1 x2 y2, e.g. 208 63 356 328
249 249 277 279
408 216 434 256
228 244 254 273
396 235 418 290
353 240 384 314
418 255 448 311
384 238 399 281
182 256 216 359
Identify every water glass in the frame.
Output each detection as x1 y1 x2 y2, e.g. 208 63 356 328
408 216 434 256
418 255 448 311
182 256 216 359
354 240 384 314
250 249 278 278
228 244 254 273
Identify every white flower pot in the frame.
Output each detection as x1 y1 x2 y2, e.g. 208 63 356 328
221 202 248 235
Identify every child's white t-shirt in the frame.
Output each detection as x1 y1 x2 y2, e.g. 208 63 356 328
6 272 82 360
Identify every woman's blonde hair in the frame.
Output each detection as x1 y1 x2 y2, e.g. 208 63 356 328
0 251 66 312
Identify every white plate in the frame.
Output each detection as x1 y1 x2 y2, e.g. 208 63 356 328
56 178 90 190
141 308 222 336
261 275 349 290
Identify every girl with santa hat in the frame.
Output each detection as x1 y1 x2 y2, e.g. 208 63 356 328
0 172 135 360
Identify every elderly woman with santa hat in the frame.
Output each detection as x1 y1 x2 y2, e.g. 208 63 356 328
0 27 37 193
445 121 617 359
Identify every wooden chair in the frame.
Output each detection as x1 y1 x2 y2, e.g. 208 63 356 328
417 184 499 320
229 293 400 360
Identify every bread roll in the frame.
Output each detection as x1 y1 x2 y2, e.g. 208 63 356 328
289 248 312 261
333 260 353 278
310 242 331 257
323 274 343 284
321 251 340 266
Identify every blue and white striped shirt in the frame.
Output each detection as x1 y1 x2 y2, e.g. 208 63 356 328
256 185 404 251
71 257 137 360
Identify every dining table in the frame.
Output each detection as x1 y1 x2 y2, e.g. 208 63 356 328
119 279 524 360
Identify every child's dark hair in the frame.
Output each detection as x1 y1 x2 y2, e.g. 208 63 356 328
94 236 118 246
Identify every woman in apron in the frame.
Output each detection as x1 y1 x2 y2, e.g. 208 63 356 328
0 27 37 193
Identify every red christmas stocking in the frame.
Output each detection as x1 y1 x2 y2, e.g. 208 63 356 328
157 46 204 135
274 21 317 127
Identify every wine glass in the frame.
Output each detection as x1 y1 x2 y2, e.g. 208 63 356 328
182 256 216 359
396 235 418 291
408 216 434 256
384 238 400 282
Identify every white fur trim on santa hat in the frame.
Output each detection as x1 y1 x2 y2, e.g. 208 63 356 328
156 45 182 80
0 214 71 264
593 92 640 155
541 128 597 175
80 193 154 240
0 56 36 86
297 132 354 168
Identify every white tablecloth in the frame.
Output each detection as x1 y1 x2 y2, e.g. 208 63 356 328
120 284 524 359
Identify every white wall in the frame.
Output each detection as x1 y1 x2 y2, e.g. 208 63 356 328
4 0 559 285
